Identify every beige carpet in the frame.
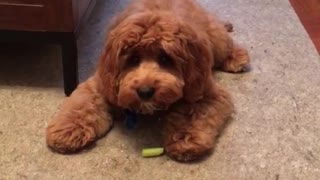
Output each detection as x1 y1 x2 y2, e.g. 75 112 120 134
1 0 320 179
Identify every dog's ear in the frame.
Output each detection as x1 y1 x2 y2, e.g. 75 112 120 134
96 17 146 105
96 36 121 105
177 25 213 103
161 19 213 103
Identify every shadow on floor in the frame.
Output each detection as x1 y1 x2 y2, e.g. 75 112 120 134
0 43 64 88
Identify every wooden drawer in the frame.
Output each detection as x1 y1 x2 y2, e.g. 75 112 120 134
0 0 94 32
0 1 48 31
0 0 43 4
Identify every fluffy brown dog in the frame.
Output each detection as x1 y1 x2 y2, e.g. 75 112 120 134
46 0 249 162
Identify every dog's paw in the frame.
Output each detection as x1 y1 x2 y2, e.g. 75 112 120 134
165 132 212 162
224 47 250 73
46 120 96 153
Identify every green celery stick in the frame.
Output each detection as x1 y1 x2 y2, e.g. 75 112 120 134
142 147 164 157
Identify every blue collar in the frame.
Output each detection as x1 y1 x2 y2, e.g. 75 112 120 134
125 110 137 129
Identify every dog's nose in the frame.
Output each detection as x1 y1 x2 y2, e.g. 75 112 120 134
137 86 155 100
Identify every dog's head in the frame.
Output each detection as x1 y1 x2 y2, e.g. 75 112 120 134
98 12 212 114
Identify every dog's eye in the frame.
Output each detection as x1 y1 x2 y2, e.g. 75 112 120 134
126 55 140 67
158 51 172 67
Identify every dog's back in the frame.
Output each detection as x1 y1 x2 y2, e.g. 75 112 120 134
108 0 218 33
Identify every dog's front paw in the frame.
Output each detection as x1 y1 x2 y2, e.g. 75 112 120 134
164 131 213 162
46 120 96 153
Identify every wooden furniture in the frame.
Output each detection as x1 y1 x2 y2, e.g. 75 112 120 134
0 0 96 96
290 0 320 54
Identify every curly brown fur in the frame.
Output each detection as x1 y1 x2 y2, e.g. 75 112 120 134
46 0 249 161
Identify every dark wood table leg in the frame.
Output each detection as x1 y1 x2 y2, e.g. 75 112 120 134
61 32 79 96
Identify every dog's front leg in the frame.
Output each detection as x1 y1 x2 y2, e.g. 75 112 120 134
164 83 234 162
46 75 113 153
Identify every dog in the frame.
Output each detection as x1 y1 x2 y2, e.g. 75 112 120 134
46 0 249 162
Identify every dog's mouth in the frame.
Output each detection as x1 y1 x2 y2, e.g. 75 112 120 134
133 102 166 115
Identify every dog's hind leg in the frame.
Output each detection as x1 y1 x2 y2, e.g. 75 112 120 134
219 42 250 73
208 22 250 73
46 75 113 153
